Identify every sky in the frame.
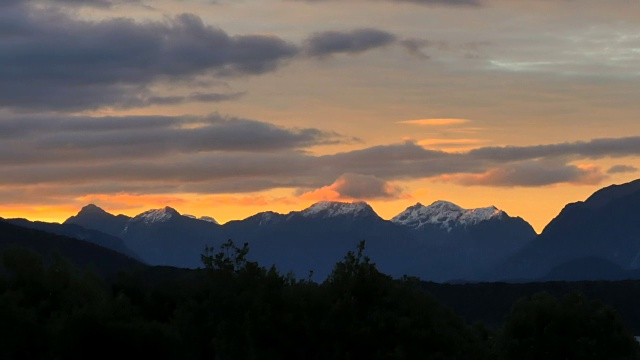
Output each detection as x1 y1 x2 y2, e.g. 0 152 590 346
1 0 639 232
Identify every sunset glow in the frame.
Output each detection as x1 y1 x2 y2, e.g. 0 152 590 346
1 0 639 234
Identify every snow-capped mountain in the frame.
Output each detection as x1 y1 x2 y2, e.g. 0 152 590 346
65 200 535 281
298 201 376 219
130 206 180 225
389 200 536 281
391 201 504 231
32 179 640 282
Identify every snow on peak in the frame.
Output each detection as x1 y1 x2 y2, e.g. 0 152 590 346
391 200 504 231
459 206 503 226
133 206 180 224
198 216 219 224
251 211 283 226
184 214 219 224
299 201 375 218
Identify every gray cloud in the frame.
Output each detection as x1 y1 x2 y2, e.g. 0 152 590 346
468 137 640 162
0 3 298 111
305 29 397 57
393 0 480 5
440 161 606 187
119 91 245 108
1 126 639 195
45 0 141 7
0 114 349 166
607 165 639 174
293 0 480 6
399 39 432 59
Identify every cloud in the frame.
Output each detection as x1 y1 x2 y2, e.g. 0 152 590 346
118 91 245 108
44 0 141 7
438 161 607 187
396 0 480 6
292 0 481 6
417 138 486 150
300 173 404 200
399 39 432 59
399 118 471 126
305 29 397 57
0 114 349 165
0 4 298 111
607 165 639 174
468 137 640 162
1 132 639 201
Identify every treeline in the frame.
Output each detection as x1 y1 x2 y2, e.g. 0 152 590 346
0 240 639 359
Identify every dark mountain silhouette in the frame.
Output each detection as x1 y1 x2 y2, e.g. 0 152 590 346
4 217 140 261
65 204 131 237
65 200 536 281
65 205 223 266
541 257 640 282
223 201 414 280
0 220 144 277
120 206 222 266
496 179 640 281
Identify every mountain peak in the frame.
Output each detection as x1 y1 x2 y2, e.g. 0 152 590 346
78 203 108 215
392 201 504 231
584 178 640 209
133 206 181 224
299 201 376 219
428 200 465 212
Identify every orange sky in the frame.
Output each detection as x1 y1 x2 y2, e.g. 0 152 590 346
1 0 639 233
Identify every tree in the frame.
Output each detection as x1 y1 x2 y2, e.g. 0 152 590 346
200 239 252 273
497 292 640 360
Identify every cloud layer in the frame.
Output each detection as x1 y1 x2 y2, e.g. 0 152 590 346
293 0 480 6
0 3 297 111
2 112 639 201
0 114 349 166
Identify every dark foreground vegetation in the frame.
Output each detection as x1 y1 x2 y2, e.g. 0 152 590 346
0 240 639 359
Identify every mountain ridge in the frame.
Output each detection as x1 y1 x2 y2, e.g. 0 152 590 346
61 200 535 281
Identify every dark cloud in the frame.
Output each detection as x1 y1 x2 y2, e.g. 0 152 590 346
293 0 480 6
0 4 298 111
468 137 640 162
0 125 638 195
439 161 606 187
45 0 141 7
0 114 349 165
607 165 638 174
119 91 245 107
305 29 397 57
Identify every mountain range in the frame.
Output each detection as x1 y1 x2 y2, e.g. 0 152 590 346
63 198 535 281
2 178 640 282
